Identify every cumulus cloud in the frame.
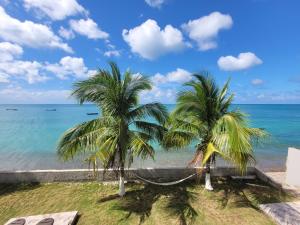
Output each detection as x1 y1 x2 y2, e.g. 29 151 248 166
218 52 262 71
0 86 72 104
0 72 9 83
251 78 264 85
122 19 187 60
182 12 233 51
0 6 73 52
0 42 49 84
145 0 165 8
70 18 109 40
151 68 191 84
104 50 121 57
140 85 177 103
140 68 192 103
45 56 94 79
0 60 49 84
58 26 75 40
0 42 23 61
0 44 93 83
23 0 87 20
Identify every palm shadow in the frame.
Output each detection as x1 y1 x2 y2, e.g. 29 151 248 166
0 182 41 196
214 177 290 210
165 185 198 225
98 182 198 225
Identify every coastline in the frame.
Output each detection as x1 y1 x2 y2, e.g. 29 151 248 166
0 150 286 172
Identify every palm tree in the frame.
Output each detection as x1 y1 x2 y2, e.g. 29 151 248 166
57 62 168 196
163 73 266 190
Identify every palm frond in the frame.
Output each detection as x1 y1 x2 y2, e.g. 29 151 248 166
211 111 267 173
128 103 168 124
57 118 114 160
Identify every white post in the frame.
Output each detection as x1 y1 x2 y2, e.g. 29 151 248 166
205 172 213 191
119 175 125 197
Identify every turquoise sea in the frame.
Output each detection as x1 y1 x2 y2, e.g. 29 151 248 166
0 104 299 171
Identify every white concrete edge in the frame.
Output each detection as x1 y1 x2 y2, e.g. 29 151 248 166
0 166 207 173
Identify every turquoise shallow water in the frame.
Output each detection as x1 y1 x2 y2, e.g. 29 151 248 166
0 104 299 171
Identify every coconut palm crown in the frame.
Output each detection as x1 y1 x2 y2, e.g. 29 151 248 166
57 62 168 196
163 73 266 190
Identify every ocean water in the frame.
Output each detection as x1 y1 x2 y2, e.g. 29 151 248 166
0 104 299 171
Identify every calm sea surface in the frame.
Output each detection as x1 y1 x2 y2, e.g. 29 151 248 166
0 104 299 171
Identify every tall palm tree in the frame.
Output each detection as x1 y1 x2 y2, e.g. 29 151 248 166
57 62 168 196
163 73 266 190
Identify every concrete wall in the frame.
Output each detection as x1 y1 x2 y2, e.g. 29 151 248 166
286 147 300 187
0 167 256 184
254 167 282 189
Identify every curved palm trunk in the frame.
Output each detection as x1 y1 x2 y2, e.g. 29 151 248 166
205 159 213 191
119 167 125 197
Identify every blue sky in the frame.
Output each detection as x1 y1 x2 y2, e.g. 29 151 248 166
0 0 300 104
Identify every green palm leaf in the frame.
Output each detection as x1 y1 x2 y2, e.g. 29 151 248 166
57 62 168 181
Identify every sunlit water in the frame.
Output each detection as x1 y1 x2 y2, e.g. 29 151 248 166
0 104 299 171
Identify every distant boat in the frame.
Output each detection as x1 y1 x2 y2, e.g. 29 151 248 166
6 108 18 111
46 109 56 111
87 112 98 115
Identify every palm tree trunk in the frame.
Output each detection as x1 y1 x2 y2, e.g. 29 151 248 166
205 158 213 191
119 166 125 197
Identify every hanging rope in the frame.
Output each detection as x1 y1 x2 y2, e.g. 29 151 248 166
133 167 204 186
134 172 197 186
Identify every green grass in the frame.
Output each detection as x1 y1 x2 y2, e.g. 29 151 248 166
0 178 293 225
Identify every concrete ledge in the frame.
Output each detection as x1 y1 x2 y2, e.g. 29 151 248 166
0 167 256 184
255 167 283 190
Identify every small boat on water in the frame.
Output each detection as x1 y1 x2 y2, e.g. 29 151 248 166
6 108 18 111
87 112 98 115
46 109 56 111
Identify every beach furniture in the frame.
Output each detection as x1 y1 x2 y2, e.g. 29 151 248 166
7 218 25 225
36 218 54 225
5 211 78 225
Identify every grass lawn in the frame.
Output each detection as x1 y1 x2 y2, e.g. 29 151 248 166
0 177 293 225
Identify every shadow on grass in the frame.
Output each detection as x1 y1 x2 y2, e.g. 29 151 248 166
0 182 41 196
98 182 198 225
213 177 291 210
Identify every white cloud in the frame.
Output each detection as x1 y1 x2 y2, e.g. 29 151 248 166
0 6 73 52
0 43 49 84
140 85 176 103
218 52 262 71
0 86 72 104
145 0 165 8
140 68 191 103
122 19 186 60
182 12 233 51
0 60 49 84
87 69 98 77
151 68 191 84
104 50 121 57
23 0 87 20
0 42 23 61
69 18 109 40
45 56 93 79
0 72 9 83
58 26 75 40
0 45 93 83
251 78 264 85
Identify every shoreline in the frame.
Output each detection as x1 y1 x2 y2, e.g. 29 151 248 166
0 164 286 173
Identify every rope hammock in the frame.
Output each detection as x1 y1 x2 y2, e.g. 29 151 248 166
133 168 204 186
134 172 197 186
